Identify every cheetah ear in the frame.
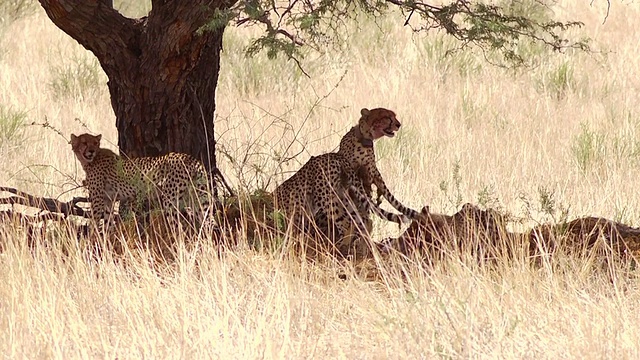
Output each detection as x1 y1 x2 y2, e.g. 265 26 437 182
461 203 474 211
70 134 78 144
360 108 370 117
96 134 102 142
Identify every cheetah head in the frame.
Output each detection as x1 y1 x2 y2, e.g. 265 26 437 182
378 205 445 254
70 133 102 166
386 204 507 255
359 108 401 140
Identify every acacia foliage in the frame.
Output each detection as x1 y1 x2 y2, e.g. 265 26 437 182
204 0 589 68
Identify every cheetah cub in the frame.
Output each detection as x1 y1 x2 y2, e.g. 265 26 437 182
70 133 212 225
273 107 419 243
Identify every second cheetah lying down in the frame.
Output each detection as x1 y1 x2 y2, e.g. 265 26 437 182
380 203 640 262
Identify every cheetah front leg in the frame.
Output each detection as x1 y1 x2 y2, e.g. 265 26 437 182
86 178 112 231
368 165 420 219
347 184 408 225
346 170 408 225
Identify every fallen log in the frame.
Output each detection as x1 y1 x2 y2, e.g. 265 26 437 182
0 186 90 218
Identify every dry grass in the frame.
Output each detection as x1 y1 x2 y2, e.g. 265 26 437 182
1 0 640 358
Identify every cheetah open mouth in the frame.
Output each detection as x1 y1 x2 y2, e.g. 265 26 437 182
383 129 397 137
372 128 397 139
83 150 96 162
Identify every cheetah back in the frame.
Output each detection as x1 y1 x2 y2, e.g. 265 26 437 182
84 150 210 222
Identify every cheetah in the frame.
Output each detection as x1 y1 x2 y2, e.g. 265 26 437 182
379 204 507 258
273 107 418 244
337 107 420 219
382 204 640 264
273 152 406 245
70 133 213 226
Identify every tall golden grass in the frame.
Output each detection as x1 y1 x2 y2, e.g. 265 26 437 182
1 0 640 357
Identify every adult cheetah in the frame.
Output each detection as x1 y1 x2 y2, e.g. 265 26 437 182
273 152 406 249
338 108 420 219
70 133 214 226
273 107 419 244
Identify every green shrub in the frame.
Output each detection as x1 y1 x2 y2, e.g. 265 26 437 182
49 55 105 101
537 185 569 223
477 184 500 209
439 160 464 209
0 105 27 147
571 123 606 173
418 35 482 77
0 0 37 50
375 126 419 168
538 61 576 99
220 30 307 96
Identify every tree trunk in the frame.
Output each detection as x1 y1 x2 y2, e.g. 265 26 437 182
38 0 233 177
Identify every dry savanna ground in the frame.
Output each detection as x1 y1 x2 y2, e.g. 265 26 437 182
1 0 640 358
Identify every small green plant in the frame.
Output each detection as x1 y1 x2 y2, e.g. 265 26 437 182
0 105 27 146
460 88 488 128
609 134 640 166
439 160 464 209
537 185 569 223
538 61 576 99
219 30 308 96
613 205 632 225
477 184 499 209
49 55 104 101
418 35 482 77
0 0 37 48
270 210 286 233
537 185 555 216
571 123 606 173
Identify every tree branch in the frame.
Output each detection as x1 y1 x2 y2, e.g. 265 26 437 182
229 0 589 68
381 0 588 66
37 0 142 75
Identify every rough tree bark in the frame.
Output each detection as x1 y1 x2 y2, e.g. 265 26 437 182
38 0 235 176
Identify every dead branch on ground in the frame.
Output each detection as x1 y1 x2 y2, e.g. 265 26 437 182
0 186 90 218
